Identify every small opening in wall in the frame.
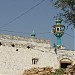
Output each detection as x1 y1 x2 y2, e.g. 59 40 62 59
11 44 15 47
16 49 18 51
60 63 71 68
0 42 2 46
27 46 30 49
32 58 39 65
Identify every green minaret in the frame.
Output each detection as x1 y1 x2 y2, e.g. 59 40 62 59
52 18 65 48
31 30 36 37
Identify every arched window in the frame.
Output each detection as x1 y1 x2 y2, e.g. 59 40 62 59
32 58 39 65
60 58 72 68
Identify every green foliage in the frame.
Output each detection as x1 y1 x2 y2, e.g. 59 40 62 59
54 68 65 75
53 0 75 28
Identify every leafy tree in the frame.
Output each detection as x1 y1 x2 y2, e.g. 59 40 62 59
53 0 75 28
54 68 65 75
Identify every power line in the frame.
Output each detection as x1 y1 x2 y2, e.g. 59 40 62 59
0 29 31 34
36 32 50 34
0 29 74 50
0 0 45 29
0 29 74 38
0 29 50 35
64 32 74 38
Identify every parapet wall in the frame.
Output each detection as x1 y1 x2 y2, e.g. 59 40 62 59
0 34 50 43
0 34 51 49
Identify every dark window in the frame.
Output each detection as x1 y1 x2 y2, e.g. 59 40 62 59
11 44 15 47
57 28 59 31
27 46 30 49
16 49 18 51
32 58 38 65
60 63 71 68
0 42 2 46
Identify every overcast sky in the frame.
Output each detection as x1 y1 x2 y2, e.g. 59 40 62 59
0 0 74 50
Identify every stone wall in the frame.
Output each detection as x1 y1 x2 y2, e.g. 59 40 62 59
22 67 54 75
0 34 74 75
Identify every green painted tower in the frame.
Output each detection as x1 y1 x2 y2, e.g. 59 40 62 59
31 30 36 37
52 18 65 48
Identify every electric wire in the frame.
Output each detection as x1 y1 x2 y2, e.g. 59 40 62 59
0 29 31 35
62 39 74 50
35 32 51 34
0 29 50 35
0 0 73 50
0 0 73 38
0 29 74 50
0 0 45 29
64 32 74 38
0 29 74 38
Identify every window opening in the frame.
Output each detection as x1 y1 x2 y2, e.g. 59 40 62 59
11 44 15 47
0 42 2 46
16 49 18 51
60 63 71 68
57 28 59 31
32 58 39 65
27 46 30 49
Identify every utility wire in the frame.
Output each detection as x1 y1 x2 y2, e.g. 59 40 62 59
64 32 74 38
0 29 50 35
36 32 51 34
0 0 45 29
0 29 31 34
0 29 74 50
2 31 73 38
0 29 74 38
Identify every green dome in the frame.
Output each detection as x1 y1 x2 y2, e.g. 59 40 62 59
56 17 62 25
31 30 36 37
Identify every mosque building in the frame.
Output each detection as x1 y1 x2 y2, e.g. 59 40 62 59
0 18 74 75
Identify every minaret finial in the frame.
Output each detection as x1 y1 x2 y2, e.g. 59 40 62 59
56 17 62 25
31 30 36 37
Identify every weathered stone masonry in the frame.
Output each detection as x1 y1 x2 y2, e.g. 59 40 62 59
0 34 74 75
